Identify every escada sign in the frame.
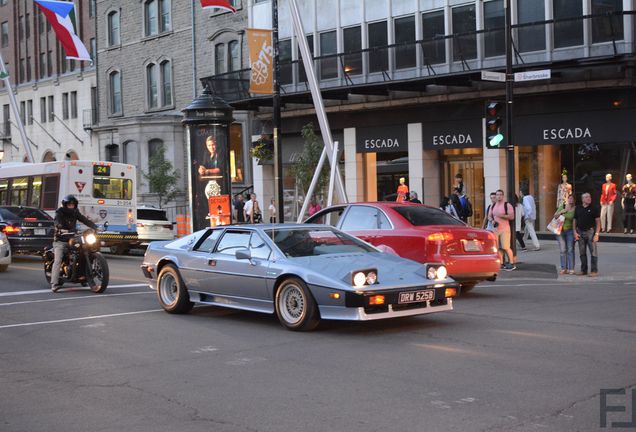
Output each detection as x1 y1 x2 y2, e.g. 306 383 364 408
356 125 407 153
423 119 482 150
433 134 474 146
543 127 592 140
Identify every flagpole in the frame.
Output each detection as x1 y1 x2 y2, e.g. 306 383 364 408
0 53 34 163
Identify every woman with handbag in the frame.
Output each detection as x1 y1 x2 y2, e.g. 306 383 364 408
554 194 576 274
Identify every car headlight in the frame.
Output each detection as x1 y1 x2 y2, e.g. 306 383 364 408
436 265 448 280
426 265 448 280
352 269 379 288
84 233 97 245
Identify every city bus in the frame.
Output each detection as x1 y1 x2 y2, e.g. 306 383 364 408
0 161 137 248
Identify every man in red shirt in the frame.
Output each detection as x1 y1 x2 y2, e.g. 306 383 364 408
600 173 617 232
488 189 515 271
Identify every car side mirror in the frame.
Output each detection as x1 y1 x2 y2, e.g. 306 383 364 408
235 249 252 261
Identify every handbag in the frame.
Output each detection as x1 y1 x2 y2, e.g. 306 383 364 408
547 215 565 235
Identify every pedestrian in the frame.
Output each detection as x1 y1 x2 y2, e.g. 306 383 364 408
555 194 576 275
308 197 322 217
521 187 540 251
482 192 496 230
234 193 245 223
409 191 422 204
514 194 526 251
573 192 601 276
268 198 277 223
244 193 262 223
488 189 515 271
451 188 467 222
440 196 459 219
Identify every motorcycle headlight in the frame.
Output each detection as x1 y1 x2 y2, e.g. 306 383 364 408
84 233 98 245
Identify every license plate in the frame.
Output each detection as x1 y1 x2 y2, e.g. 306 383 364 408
463 240 482 252
34 229 46 236
398 290 435 304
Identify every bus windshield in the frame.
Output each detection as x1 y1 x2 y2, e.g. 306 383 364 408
93 177 133 200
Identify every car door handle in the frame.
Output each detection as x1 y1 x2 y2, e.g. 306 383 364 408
208 260 216 267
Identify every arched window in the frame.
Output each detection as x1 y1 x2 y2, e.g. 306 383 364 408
42 151 56 162
145 0 170 36
215 43 226 74
160 60 173 106
109 71 122 114
147 63 158 108
107 11 120 46
228 40 240 71
105 144 119 162
64 151 79 161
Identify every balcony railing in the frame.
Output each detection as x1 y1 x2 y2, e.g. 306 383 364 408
202 11 635 104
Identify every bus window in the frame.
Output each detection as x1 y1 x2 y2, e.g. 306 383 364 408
30 176 42 208
10 177 28 206
42 175 59 210
93 178 133 201
0 179 7 205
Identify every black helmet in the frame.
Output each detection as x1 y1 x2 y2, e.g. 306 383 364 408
62 195 78 207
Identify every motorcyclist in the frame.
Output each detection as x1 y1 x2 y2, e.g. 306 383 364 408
51 195 97 292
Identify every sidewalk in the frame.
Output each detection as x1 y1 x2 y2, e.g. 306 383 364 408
498 237 636 282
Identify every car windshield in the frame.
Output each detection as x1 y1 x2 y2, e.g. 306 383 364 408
269 227 376 258
393 206 464 226
0 206 52 220
138 209 168 221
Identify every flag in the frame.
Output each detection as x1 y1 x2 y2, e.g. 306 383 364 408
247 29 273 94
34 0 91 61
200 0 236 13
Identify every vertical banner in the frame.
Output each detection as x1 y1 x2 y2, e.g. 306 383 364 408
247 28 274 95
190 125 232 230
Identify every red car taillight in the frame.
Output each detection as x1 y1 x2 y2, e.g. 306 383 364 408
427 232 454 242
2 225 21 235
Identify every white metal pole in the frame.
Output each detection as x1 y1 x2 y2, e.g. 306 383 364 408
0 53 34 163
296 145 328 223
327 141 338 207
288 0 347 203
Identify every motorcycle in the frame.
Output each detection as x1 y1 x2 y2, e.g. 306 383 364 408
43 229 109 293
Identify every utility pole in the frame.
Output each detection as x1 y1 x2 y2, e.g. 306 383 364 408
272 0 284 222
504 0 516 256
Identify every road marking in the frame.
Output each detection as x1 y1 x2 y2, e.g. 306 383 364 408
0 283 149 297
0 291 152 306
191 346 219 354
0 309 163 330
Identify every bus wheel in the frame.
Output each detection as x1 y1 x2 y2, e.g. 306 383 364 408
110 245 129 255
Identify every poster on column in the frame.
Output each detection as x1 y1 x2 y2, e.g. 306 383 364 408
190 125 232 230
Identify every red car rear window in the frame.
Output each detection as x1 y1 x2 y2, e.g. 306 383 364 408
393 206 464 226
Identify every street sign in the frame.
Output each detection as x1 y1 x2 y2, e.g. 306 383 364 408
481 70 506 83
514 69 551 82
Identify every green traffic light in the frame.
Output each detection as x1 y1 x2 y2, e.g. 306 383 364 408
489 133 504 147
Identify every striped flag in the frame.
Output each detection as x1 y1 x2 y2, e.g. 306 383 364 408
34 0 91 61
200 0 236 13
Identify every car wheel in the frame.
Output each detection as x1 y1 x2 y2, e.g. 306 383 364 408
275 277 320 331
110 245 129 255
461 283 477 293
157 265 193 314
0 264 7 272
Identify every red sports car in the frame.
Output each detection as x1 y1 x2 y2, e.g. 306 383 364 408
305 202 500 292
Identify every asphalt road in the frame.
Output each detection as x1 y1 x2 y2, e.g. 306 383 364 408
1 253 635 432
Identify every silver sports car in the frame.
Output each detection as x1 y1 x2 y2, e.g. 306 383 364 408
141 224 458 331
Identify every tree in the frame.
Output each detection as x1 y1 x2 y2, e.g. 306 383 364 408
142 146 180 208
289 123 330 199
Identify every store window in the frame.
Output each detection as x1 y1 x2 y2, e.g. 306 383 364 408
591 0 623 43
279 39 292 84
553 0 583 48
368 21 388 73
319 31 337 79
343 26 362 76
452 4 477 61
483 0 504 57
517 1 545 52
421 10 446 64
394 15 415 69
230 123 244 184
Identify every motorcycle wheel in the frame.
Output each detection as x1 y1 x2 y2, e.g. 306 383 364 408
89 253 109 293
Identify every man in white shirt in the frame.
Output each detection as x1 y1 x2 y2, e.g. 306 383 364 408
521 188 540 251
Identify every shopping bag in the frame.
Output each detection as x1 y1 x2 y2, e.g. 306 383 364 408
547 215 565 235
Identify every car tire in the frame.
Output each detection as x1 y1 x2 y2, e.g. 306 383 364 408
275 277 320 331
157 265 193 314
110 245 130 255
461 283 477 293
0 264 7 272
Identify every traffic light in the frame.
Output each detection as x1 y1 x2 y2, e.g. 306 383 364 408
485 101 505 149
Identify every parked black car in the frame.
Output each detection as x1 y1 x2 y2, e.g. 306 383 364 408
0 206 55 255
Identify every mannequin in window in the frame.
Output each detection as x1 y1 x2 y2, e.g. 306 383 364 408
396 177 409 203
622 173 636 234
600 173 617 233
557 169 572 209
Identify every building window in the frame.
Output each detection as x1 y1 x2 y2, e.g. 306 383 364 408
160 61 172 106
298 34 313 83
553 0 583 48
19 101 26 125
421 10 446 64
25 13 30 39
108 11 120 46
26 100 32 125
452 4 477 61
70 91 77 119
319 31 337 79
38 12 44 34
592 0 623 43
368 21 388 73
484 1 504 57
48 95 54 122
160 0 171 33
215 43 226 74
18 15 24 40
39 52 45 79
109 71 122 115
145 0 170 37
147 63 158 108
279 39 292 84
1 22 8 47
343 26 362 76
40 97 46 122
105 144 119 162
62 92 69 120
228 40 240 71
26 56 31 82
61 52 67 74
19 58 25 83
89 0 96 18
90 38 96 60
517 1 545 52
47 51 52 76
394 15 415 69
